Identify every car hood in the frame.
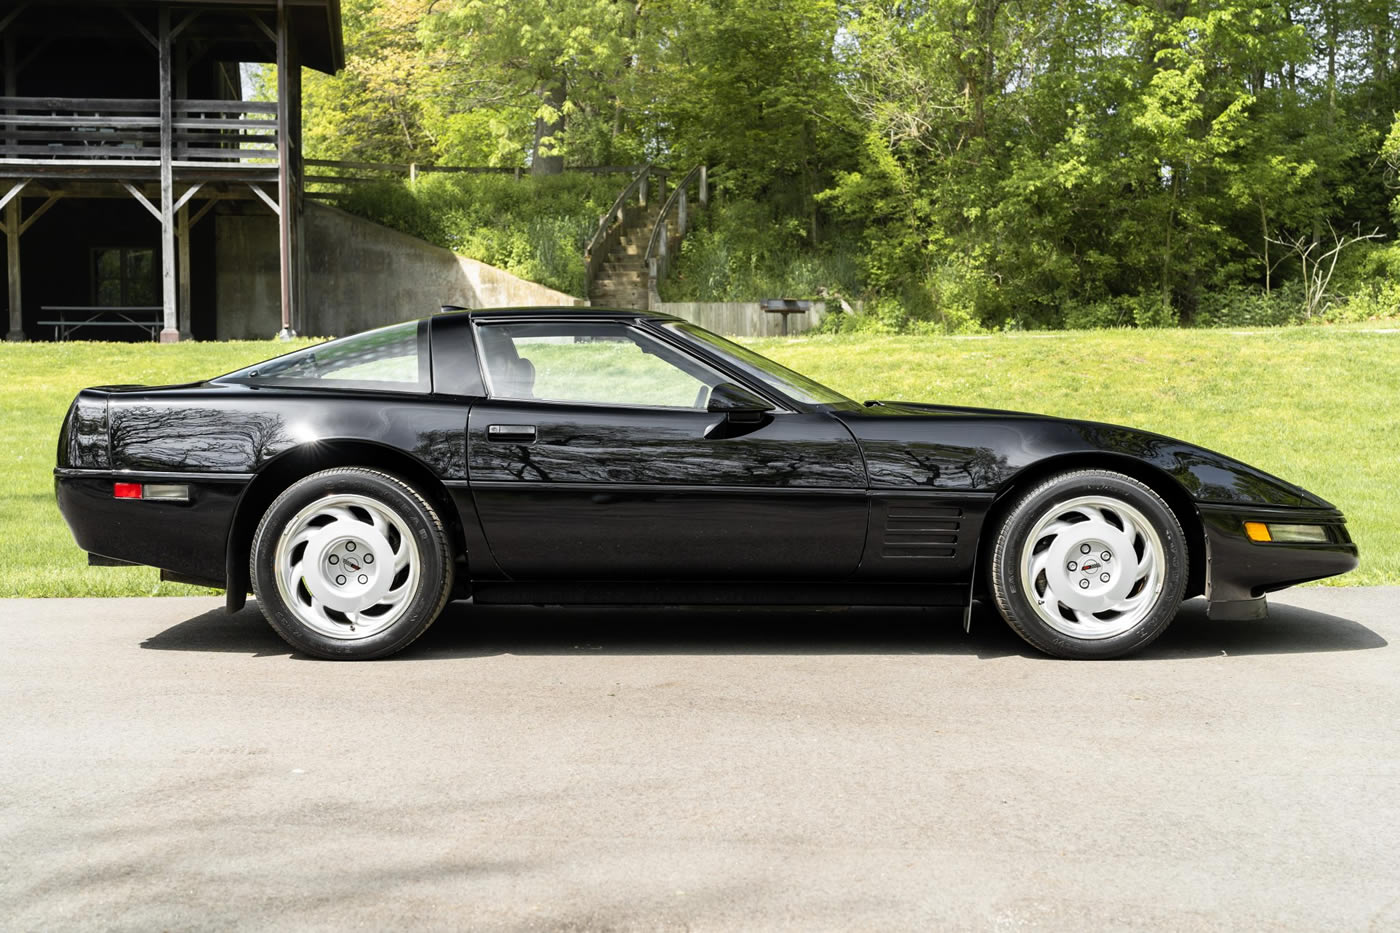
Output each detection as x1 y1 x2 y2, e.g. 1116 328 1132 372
838 400 1334 510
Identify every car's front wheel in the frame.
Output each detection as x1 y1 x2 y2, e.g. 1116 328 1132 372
989 470 1187 659
251 467 453 660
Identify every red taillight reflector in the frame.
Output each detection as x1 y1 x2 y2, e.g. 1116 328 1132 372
113 482 143 499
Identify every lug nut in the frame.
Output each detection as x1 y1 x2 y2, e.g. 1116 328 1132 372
1068 561 1078 571
1100 572 1110 582
1101 551 1111 561
346 541 356 552
1079 579 1090 589
336 575 346 586
329 554 339 565
1080 544 1091 554
357 574 368 585
364 554 374 565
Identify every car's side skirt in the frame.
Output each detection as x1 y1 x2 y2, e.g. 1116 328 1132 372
469 580 969 607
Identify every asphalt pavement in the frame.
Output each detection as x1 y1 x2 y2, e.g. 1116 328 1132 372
1 588 1398 931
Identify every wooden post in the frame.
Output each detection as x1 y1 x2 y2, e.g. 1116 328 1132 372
678 188 687 237
3 32 19 341
275 0 295 338
177 202 191 339
4 197 20 341
699 165 708 207
157 9 178 343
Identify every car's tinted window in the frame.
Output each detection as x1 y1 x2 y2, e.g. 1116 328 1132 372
476 321 723 409
221 321 429 392
664 322 854 407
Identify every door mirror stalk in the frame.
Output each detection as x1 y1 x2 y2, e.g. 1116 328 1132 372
704 383 774 438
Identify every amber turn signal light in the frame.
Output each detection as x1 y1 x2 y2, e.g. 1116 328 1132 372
1244 521 1272 542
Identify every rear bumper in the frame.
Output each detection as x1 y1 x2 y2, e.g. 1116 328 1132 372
54 468 250 586
1200 503 1358 618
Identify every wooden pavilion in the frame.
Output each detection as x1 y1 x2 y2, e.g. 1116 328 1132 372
0 0 342 341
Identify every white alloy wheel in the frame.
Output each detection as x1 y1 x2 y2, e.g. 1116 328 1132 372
274 493 421 640
989 470 1188 660
1019 495 1165 639
251 467 453 660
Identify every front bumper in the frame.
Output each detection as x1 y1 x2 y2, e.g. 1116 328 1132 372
54 468 249 586
1200 503 1358 619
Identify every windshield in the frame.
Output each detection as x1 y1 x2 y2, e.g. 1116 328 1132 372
664 322 854 407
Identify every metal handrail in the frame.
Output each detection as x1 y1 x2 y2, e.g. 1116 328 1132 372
643 164 707 308
584 163 666 293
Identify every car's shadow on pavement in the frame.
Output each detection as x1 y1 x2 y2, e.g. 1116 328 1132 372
141 596 1387 661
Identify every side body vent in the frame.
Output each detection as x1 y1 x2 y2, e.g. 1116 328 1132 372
881 502 961 559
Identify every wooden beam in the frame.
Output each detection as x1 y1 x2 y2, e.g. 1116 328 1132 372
275 0 294 337
0 4 30 39
16 37 52 76
189 198 217 230
174 183 204 213
120 181 162 222
158 9 178 342
177 203 191 339
248 13 278 45
4 197 19 340
119 9 158 50
246 182 280 216
17 191 60 236
3 30 15 177
0 178 27 215
171 12 200 43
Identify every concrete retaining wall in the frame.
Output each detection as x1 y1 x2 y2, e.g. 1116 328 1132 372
216 202 582 340
654 301 829 337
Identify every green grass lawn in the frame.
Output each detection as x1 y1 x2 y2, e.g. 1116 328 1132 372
2 325 1396 597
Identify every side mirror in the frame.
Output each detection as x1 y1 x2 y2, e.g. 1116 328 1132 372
706 382 774 416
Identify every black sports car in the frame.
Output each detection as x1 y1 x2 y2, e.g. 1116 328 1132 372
55 307 1358 660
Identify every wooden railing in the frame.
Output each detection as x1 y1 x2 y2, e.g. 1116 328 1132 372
644 164 707 308
305 160 645 197
0 97 278 162
584 163 668 293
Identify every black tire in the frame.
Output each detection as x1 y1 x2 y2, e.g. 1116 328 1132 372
989 470 1187 659
250 467 454 660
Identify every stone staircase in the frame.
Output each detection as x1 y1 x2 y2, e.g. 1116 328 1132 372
589 201 663 310
585 164 706 311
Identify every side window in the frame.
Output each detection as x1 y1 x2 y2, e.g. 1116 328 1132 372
222 320 429 392
476 322 722 409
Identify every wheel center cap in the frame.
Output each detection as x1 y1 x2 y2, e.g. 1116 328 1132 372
1047 523 1135 612
303 524 396 613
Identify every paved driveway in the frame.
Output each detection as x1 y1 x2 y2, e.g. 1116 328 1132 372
1 589 1398 931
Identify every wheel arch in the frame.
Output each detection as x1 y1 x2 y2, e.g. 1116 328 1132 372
973 452 1207 601
224 440 467 612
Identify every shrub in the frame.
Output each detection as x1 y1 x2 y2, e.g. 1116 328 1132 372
1321 281 1400 323
1193 285 1303 328
660 198 866 302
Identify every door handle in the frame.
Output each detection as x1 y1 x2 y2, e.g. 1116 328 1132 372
486 424 537 443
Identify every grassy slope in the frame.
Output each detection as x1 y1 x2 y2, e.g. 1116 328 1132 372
1 340 315 598
2 326 1395 597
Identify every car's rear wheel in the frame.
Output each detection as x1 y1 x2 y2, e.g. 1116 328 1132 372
251 467 453 660
989 470 1187 659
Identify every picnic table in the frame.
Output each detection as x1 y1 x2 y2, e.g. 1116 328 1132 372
38 306 166 341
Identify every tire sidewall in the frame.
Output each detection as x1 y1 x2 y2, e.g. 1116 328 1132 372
995 472 1187 660
252 469 449 660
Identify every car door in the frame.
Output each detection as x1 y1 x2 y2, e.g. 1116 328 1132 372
464 318 869 580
